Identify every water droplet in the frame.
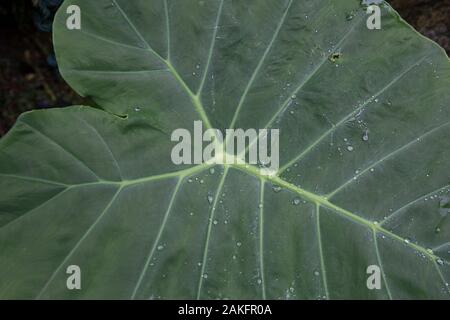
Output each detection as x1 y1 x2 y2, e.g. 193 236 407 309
258 203 263 209
291 94 297 99
209 168 215 175
213 220 218 225
362 130 369 142
202 273 208 279
157 245 164 251
404 238 410 244
437 258 444 266
257 279 262 285
189 212 194 216
314 270 320 276
347 145 354 152
134 106 141 112
207 195 213 204
292 198 301 205
236 241 242 247
188 178 193 183
435 227 441 234
197 262 202 266
273 186 282 193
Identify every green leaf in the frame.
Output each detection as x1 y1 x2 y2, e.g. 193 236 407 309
1 0 450 299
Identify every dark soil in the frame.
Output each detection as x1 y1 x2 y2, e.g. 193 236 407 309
0 0 449 136
390 0 450 51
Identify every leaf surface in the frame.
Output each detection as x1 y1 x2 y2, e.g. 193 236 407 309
1 0 450 299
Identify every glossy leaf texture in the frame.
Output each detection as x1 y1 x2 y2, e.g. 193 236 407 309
1 0 450 299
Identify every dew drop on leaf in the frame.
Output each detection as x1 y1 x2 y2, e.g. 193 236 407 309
273 186 282 193
362 130 369 142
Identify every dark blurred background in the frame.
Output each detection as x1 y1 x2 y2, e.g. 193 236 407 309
0 0 449 136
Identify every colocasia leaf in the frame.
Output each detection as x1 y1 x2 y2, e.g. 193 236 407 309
0 0 449 299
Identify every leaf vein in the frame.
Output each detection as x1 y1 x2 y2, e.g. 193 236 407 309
197 166 229 299
328 119 450 198
228 0 294 130
36 187 122 299
372 229 393 299
20 121 101 181
197 0 224 96
131 177 183 299
259 179 267 300
315 205 329 299
279 54 428 174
